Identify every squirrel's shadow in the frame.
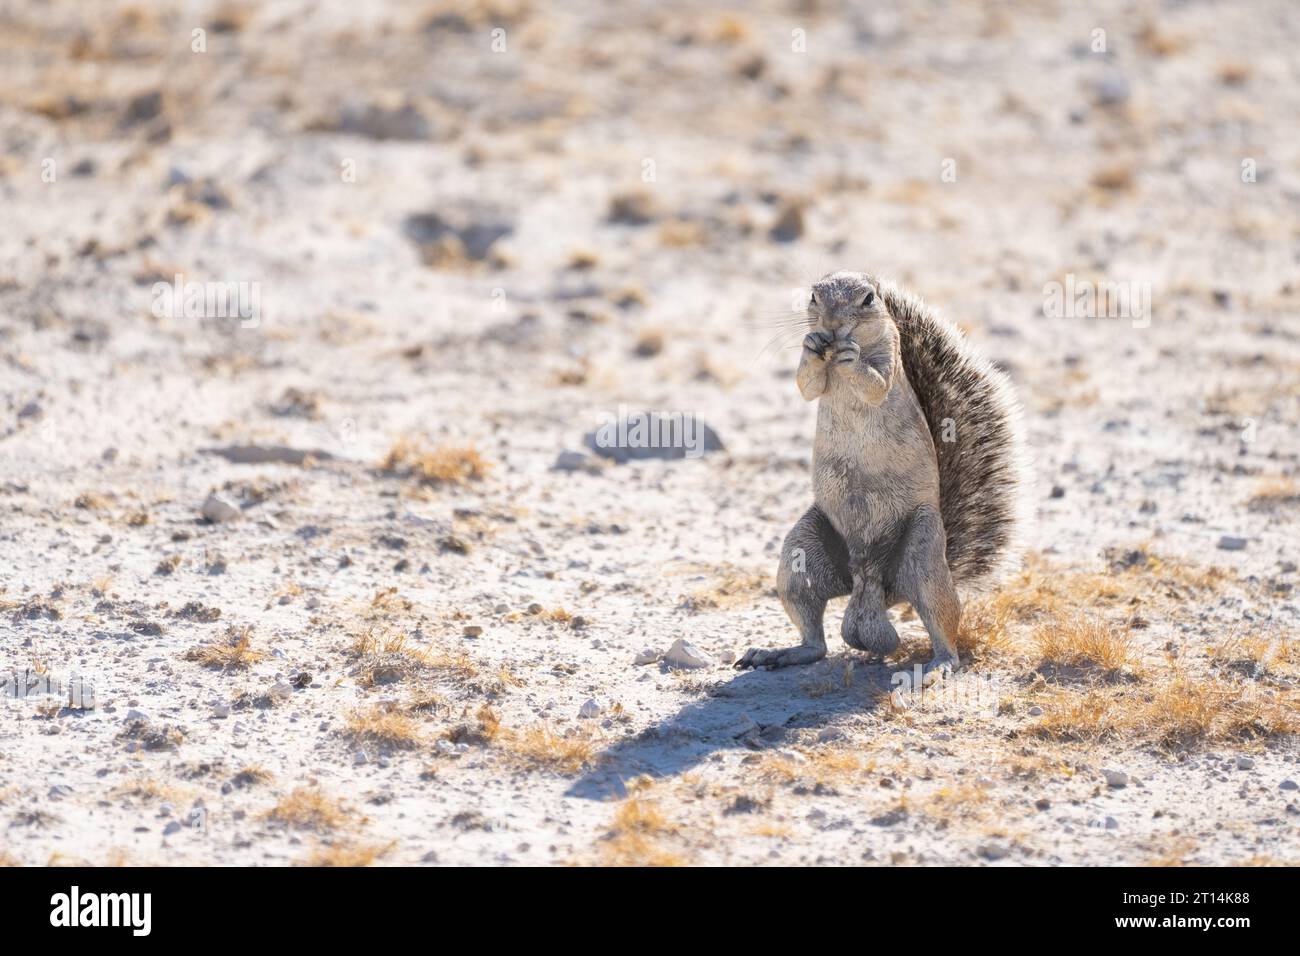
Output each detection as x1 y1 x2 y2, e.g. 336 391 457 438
564 655 909 801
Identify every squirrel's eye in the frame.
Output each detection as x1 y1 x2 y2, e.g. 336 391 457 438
861 291 875 308
809 291 818 306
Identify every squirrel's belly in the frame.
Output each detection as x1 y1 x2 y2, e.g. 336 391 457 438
811 396 940 545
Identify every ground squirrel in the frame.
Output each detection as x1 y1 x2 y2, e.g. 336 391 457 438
737 271 1030 681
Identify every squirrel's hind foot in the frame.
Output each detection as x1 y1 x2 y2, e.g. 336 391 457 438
734 645 827 670
921 654 958 685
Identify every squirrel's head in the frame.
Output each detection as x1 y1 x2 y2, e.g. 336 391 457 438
808 271 890 339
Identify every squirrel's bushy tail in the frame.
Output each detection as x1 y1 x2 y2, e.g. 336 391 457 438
880 280 1032 588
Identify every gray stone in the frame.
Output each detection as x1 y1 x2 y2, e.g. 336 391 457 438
201 494 241 523
663 639 711 670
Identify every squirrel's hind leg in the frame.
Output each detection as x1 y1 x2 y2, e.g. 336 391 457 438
895 508 962 684
735 506 851 670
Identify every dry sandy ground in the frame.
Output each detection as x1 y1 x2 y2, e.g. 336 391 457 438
1 0 1298 866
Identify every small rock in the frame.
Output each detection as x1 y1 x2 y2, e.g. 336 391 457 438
162 821 182 836
769 203 805 242
729 714 760 740
553 450 602 474
633 648 662 666
1280 779 1298 791
578 698 602 720
124 90 164 125
463 625 483 638
1105 816 1119 829
212 703 230 719
977 843 1010 861
1216 535 1248 551
663 638 711 670
1103 768 1129 788
1027 705 1043 716
48 785 74 800
201 494 241 523
1093 72 1131 106
354 750 369 766
338 95 436 141
1236 756 1255 770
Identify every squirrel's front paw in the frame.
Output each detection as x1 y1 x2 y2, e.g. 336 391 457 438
832 337 861 366
802 330 834 360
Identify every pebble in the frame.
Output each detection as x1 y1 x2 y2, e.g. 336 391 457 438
212 703 230 719
633 648 661 665
1236 756 1254 770
729 714 760 740
1027 705 1043 716
1216 535 1248 551
201 493 241 523
1103 768 1129 788
977 843 1010 860
162 821 182 836
1093 72 1131 106
553 450 601 474
1280 779 1298 791
663 638 710 670
463 625 483 638
578 698 602 719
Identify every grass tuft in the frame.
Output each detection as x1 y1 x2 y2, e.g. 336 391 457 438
185 626 264 670
381 438 491 486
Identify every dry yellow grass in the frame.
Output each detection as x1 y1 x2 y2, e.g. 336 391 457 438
232 765 273 787
184 626 265 670
265 788 352 831
346 706 423 749
1208 632 1300 679
956 596 1014 660
1033 675 1299 750
1248 476 1299 510
1034 617 1137 675
680 566 771 612
757 747 876 787
349 626 478 684
978 551 1232 632
913 782 993 822
500 723 595 773
301 840 395 867
597 793 685 866
111 777 193 804
380 437 491 486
